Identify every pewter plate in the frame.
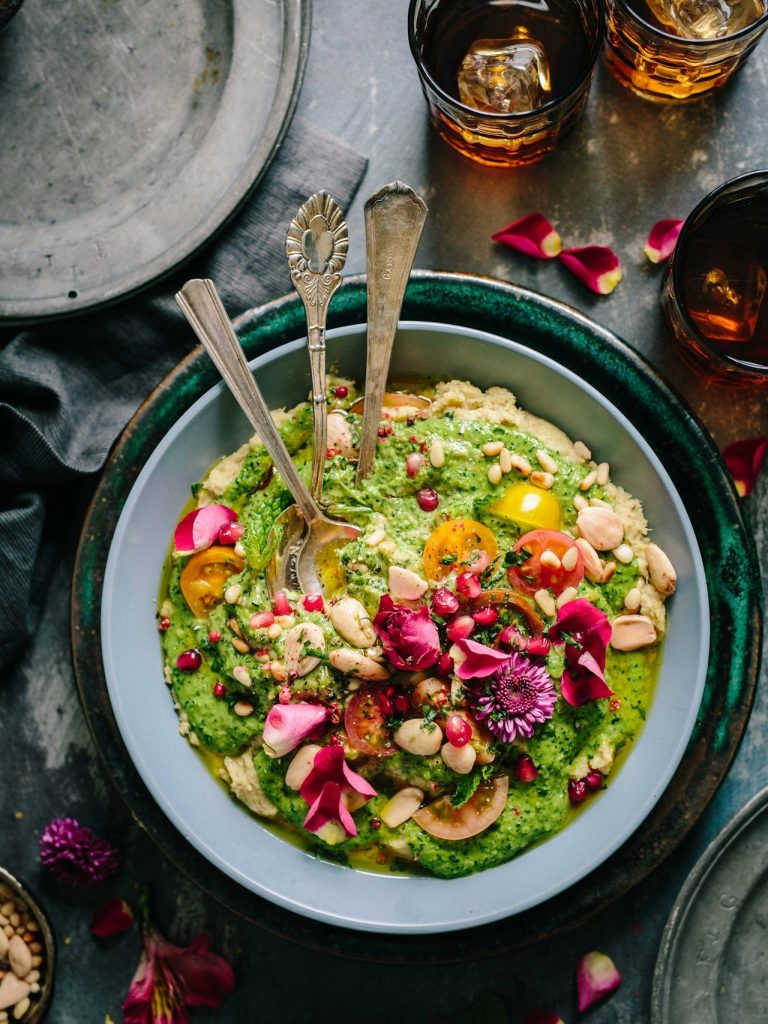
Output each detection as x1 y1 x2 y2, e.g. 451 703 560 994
652 786 768 1023
0 0 309 321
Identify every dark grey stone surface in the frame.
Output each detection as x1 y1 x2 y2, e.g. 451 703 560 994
2 1 767 1022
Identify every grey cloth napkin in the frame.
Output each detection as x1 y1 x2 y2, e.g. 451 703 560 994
0 118 367 670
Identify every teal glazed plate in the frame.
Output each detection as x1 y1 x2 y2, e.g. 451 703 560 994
72 272 762 961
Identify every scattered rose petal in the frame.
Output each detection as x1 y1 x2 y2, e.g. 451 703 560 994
576 950 622 1011
559 246 623 295
174 504 237 555
526 1014 567 1024
451 637 511 680
549 599 613 706
373 594 440 671
723 436 767 497
91 898 134 939
492 213 562 259
262 702 329 758
39 818 120 886
644 218 684 264
300 745 376 838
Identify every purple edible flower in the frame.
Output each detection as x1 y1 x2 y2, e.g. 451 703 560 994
39 817 120 886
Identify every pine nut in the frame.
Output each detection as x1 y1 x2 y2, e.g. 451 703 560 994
233 540 246 557
481 441 503 457
228 617 243 637
12 999 30 1021
613 543 634 564
270 661 287 682
267 622 283 639
233 701 254 717
511 454 532 476
557 586 579 608
596 462 610 486
499 447 513 474
232 665 252 688
276 615 296 628
379 540 396 556
487 463 502 485
579 470 597 491
534 588 556 618
530 471 554 490
561 546 579 571
624 588 641 612
231 637 250 654
573 441 592 460
365 528 386 547
429 438 445 468
536 449 559 475
589 497 611 508
224 583 242 604
540 550 561 570
573 495 587 511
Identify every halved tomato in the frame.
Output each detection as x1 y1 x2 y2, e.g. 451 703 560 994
488 482 561 531
423 518 499 582
506 529 583 597
412 776 509 841
344 684 396 758
179 545 245 618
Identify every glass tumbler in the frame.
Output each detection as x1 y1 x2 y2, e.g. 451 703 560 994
604 0 768 100
662 169 768 385
407 0 605 167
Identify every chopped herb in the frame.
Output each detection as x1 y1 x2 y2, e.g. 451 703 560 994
559 631 583 651
420 705 439 732
440 554 458 566
190 482 202 499
451 772 481 807
504 547 532 568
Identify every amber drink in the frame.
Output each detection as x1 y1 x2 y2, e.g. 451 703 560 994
408 0 604 167
662 171 768 384
604 0 768 99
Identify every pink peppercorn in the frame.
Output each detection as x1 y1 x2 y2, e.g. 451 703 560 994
302 594 324 613
416 487 439 512
176 649 201 672
208 629 221 643
158 617 171 632
278 686 292 705
213 682 226 699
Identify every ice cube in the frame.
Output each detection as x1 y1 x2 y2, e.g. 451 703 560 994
644 0 763 39
457 35 551 115
688 258 767 342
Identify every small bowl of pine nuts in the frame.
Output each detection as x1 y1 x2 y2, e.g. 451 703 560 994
0 869 54 1023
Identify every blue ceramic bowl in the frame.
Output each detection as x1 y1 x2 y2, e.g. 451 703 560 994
101 320 709 934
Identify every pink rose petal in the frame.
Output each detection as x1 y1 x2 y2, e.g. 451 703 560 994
559 246 622 295
91 898 134 938
300 745 376 838
262 702 328 758
576 950 622 1011
723 436 767 497
492 212 563 259
174 504 238 555
644 218 684 264
451 637 511 680
550 599 613 707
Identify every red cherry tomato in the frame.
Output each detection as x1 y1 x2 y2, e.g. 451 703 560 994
506 529 584 597
344 685 396 758
412 777 509 841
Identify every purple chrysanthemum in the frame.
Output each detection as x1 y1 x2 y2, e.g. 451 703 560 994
39 817 119 886
469 652 558 743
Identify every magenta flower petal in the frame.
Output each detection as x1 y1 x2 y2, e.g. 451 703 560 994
39 817 120 886
644 218 684 264
468 651 558 743
91 898 134 939
452 637 512 680
373 594 440 671
300 745 376 838
723 436 767 497
550 600 613 707
559 245 622 295
262 702 328 758
303 780 358 836
173 504 237 555
492 212 562 259
576 950 622 1011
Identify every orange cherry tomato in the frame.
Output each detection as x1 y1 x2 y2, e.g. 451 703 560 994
506 529 584 597
412 776 509 841
179 545 245 618
422 518 499 582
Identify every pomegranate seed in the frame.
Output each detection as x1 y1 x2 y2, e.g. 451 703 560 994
498 626 527 651
255 648 269 658
406 452 424 477
278 686 292 705
376 694 393 718
218 521 244 545
334 385 349 399
526 636 552 658
329 733 342 746
514 753 538 783
370 817 381 831
326 447 337 459
568 778 590 803
208 629 221 643
250 611 275 629
432 588 460 618
585 771 603 791
472 606 498 627
408 435 420 443
377 423 393 437
273 591 291 616
213 682 226 698
445 715 472 747
416 487 439 512
446 615 475 642
302 594 325 613
436 653 455 677
393 694 410 714
386 686 395 696
176 649 201 672
158 617 171 632
456 572 482 599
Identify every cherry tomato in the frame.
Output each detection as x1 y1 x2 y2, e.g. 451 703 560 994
422 518 499 582
179 545 245 618
412 776 509 840
506 530 584 597
344 684 396 758
488 482 561 530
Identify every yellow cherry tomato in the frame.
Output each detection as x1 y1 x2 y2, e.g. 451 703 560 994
180 545 245 618
488 483 561 530
422 518 499 581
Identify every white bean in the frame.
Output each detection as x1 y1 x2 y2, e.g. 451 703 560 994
441 742 477 774
393 718 443 756
284 623 325 677
330 597 376 648
379 787 425 828
285 745 322 790
388 566 429 602
329 648 390 681
610 614 657 651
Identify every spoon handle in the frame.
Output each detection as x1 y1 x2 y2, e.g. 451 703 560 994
356 181 428 485
287 191 348 501
176 278 321 526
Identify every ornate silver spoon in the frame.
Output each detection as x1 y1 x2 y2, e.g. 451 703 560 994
176 279 359 596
